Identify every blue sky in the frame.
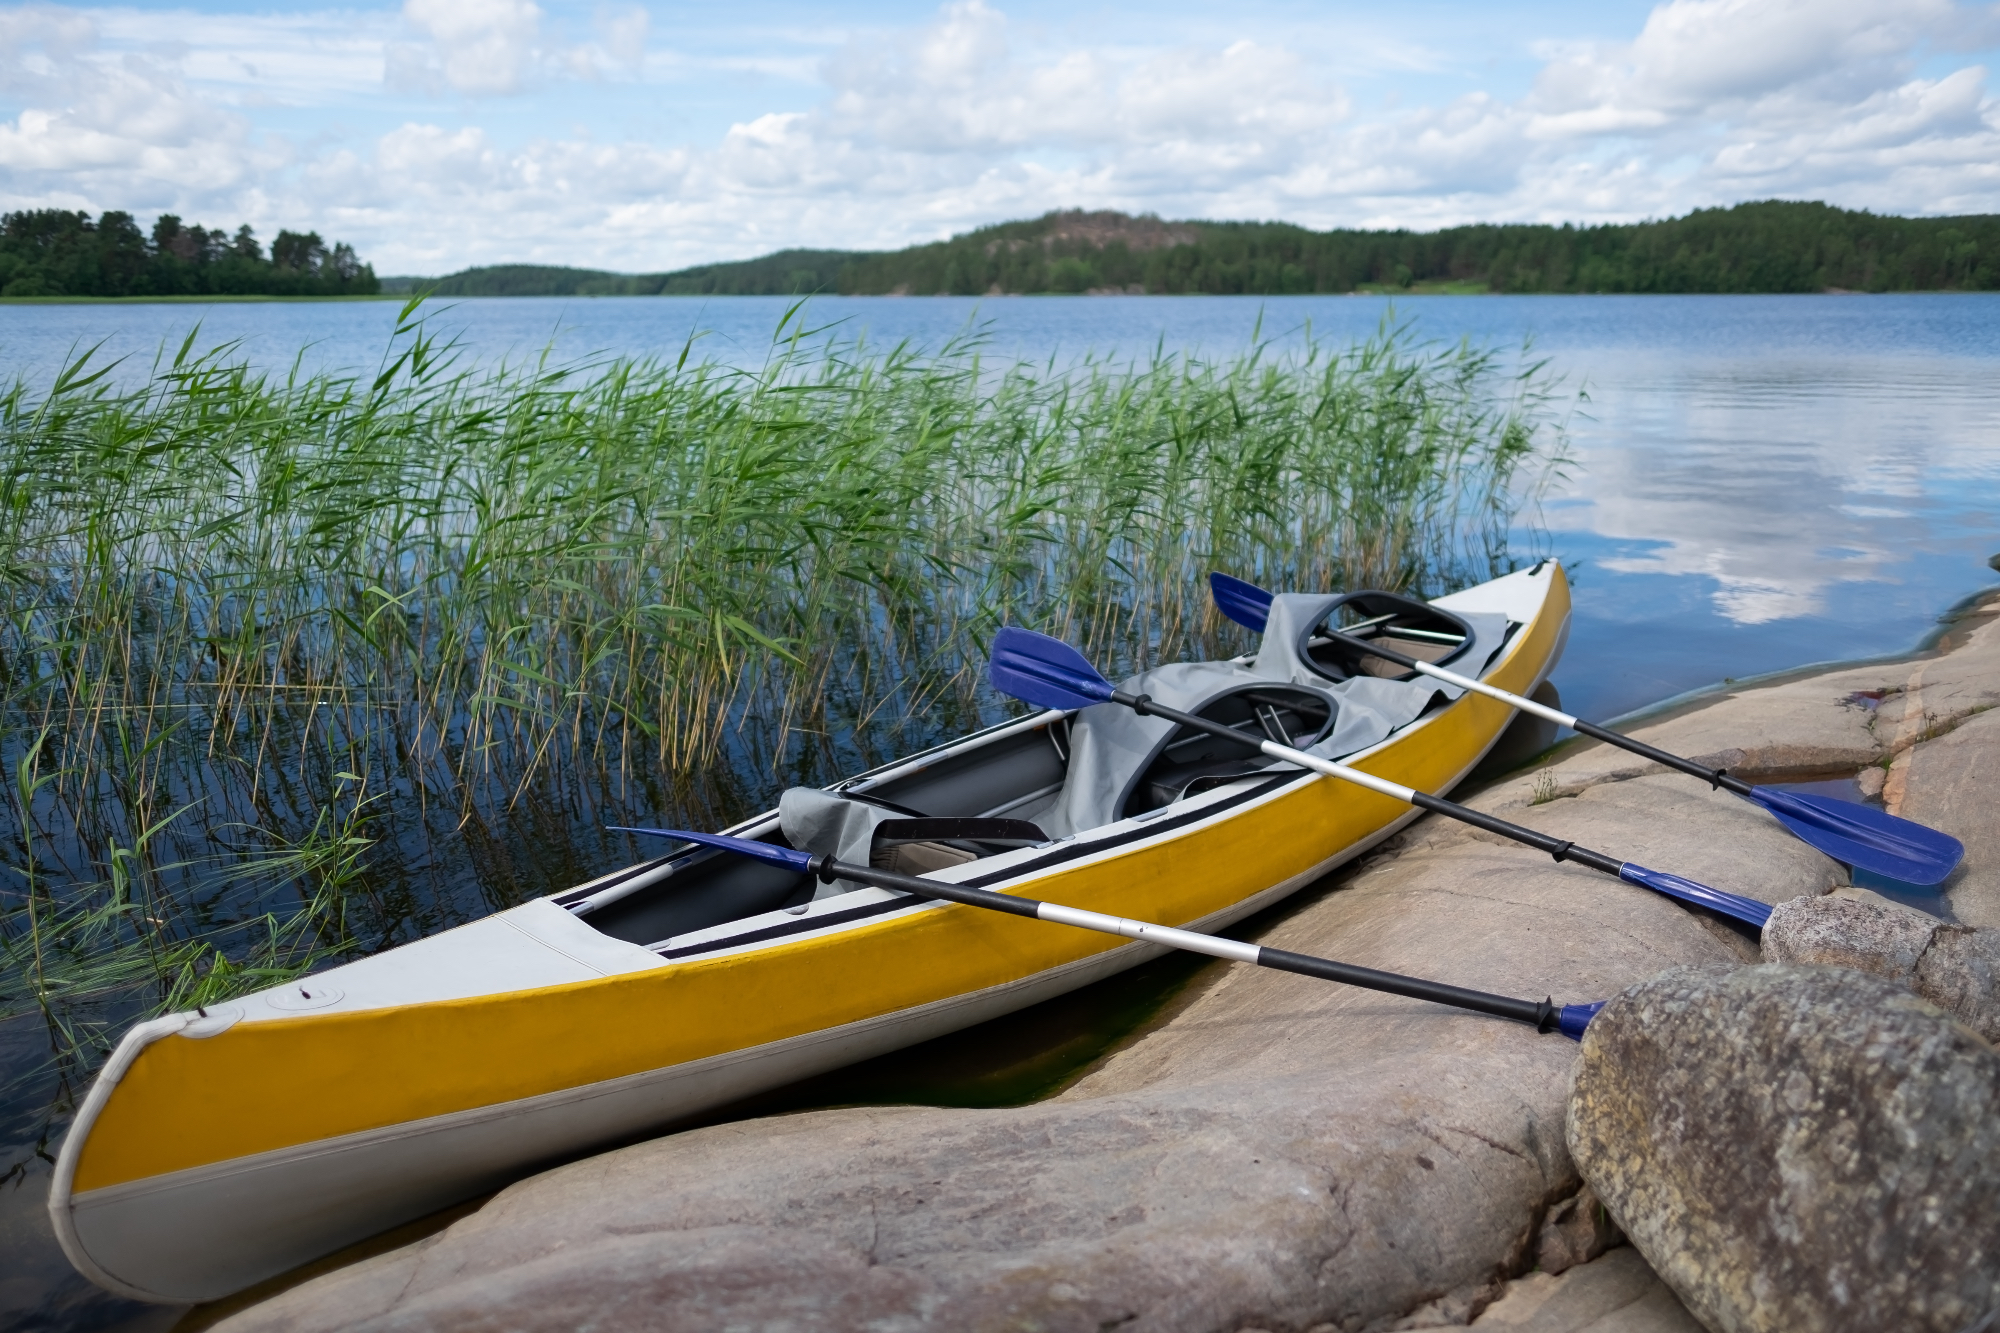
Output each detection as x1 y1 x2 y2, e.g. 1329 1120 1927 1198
2 0 1997 272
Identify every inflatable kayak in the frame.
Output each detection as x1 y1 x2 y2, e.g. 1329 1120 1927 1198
51 561 1570 1302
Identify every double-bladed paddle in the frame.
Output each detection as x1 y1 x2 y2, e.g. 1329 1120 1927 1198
988 626 1774 929
611 826 1607 1039
1210 571 1964 886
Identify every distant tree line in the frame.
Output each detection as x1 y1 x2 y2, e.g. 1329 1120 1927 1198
0 210 379 298
386 250 853 298
390 200 2000 299
833 201 1998 295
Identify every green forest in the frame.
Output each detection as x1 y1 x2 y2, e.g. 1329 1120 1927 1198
392 249 853 297
0 210 379 298
393 200 1997 298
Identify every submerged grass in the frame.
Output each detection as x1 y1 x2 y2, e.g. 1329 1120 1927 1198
0 298 1571 1112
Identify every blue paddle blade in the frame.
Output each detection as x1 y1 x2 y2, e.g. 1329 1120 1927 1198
989 627 1116 711
1618 863 1773 929
1209 572 1273 633
609 826 816 875
1559 1001 1606 1041
1750 787 1963 886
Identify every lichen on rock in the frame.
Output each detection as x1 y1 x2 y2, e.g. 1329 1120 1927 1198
1567 963 2000 1333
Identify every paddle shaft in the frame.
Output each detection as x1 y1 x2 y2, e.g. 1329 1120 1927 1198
800 853 1570 1032
1112 688 1631 874
1316 628 1757 797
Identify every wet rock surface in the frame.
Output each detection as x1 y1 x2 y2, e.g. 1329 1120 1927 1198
1568 964 2000 1333
215 596 2000 1333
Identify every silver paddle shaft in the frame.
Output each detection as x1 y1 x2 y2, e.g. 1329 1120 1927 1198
805 854 1570 1030
1388 652 1578 727
1320 628 1759 797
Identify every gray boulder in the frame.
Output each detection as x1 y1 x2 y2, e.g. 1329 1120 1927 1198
1763 893 2000 1042
1567 963 2000 1333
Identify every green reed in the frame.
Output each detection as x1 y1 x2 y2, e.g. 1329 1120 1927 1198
0 300 1570 1084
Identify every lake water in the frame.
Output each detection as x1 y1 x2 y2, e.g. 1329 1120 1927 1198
3 292 1999 1329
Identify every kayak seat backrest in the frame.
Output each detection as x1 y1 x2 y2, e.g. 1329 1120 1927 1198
869 817 1048 876
1042 662 1341 838
1124 685 1333 818
781 789 1049 898
1295 590 1477 684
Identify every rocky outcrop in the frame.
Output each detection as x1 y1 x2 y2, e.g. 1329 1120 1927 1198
213 596 2000 1333
1764 893 2000 1041
1568 964 2000 1333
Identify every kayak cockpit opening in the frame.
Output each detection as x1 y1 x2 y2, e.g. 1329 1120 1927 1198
571 715 1072 948
570 589 1515 955
1123 685 1331 817
1298 591 1477 683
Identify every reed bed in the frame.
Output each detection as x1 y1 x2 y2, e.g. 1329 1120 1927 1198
0 301 1570 1099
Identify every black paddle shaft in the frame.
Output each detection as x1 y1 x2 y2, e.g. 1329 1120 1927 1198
1318 628 1759 798
1112 689 1628 878
805 853 1565 1032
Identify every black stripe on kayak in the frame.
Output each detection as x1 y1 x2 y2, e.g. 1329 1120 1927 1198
656 894 932 958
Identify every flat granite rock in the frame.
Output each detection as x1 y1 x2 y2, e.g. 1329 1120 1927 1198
1468 1248 1704 1333
1568 964 2000 1333
1536 592 2000 801
1897 706 2000 928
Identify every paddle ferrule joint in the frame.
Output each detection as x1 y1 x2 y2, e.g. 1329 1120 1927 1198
1559 1001 1606 1041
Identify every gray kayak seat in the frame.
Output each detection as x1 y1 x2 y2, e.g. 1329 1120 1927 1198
777 788 1047 899
1044 598 1511 839
1043 661 1334 838
779 788 919 899
1249 590 1510 741
1251 591 1508 697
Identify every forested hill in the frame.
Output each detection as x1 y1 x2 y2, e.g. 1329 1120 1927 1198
393 201 1997 297
0 210 378 298
837 201 1995 294
383 250 856 297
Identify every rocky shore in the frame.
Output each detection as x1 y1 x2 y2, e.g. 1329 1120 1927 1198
214 594 2000 1333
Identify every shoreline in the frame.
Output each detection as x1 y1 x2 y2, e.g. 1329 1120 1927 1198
15 289 2000 307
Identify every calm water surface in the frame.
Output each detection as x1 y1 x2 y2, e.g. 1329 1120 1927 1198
3 293 1998 1329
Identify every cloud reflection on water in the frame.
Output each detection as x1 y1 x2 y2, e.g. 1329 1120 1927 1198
1552 354 2000 630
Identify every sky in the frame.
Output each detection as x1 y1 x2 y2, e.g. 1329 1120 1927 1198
1 0 1998 273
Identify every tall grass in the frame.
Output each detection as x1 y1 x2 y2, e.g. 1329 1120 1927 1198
0 300 1569 1094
